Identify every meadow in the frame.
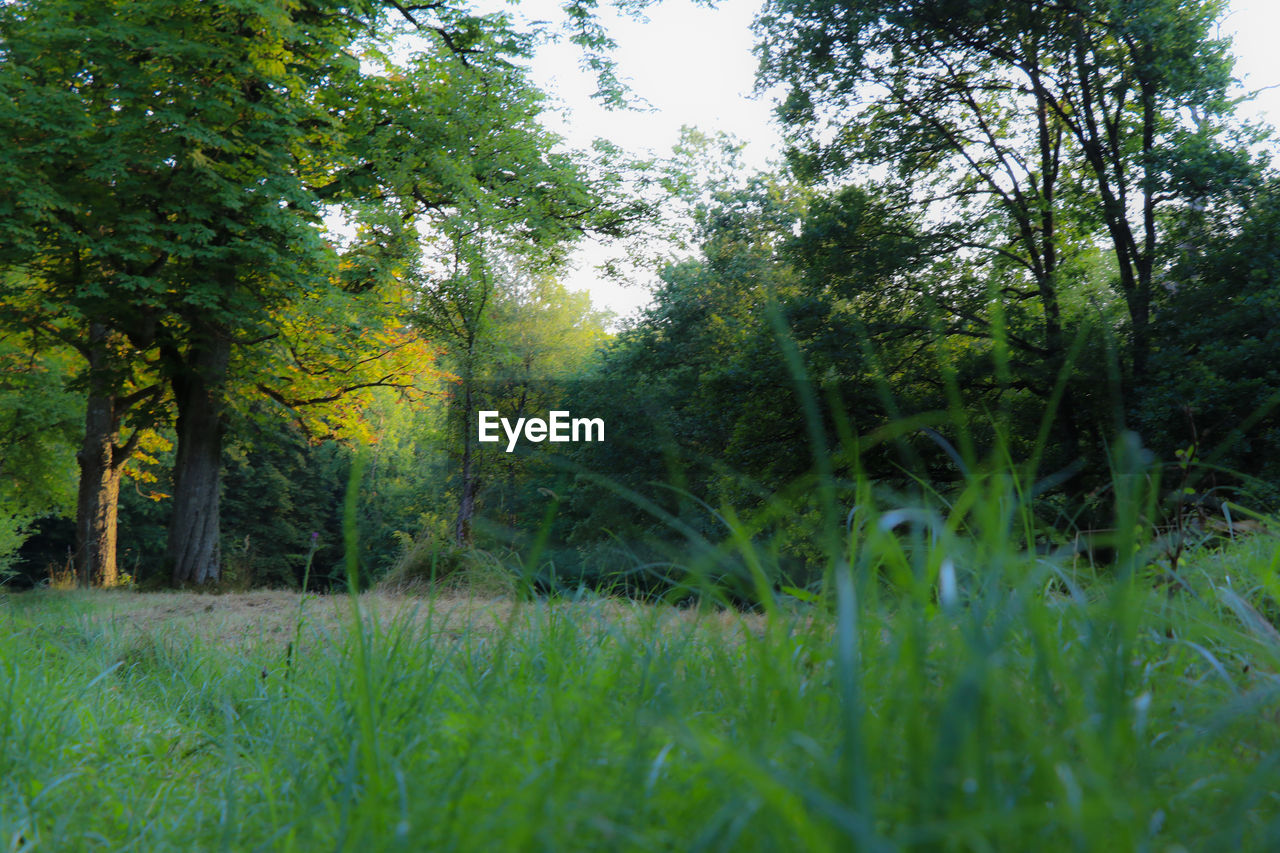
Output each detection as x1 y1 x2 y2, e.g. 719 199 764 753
3 1 1280 848
3 530 1280 851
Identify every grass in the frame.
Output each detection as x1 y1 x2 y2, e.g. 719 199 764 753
3 525 1280 851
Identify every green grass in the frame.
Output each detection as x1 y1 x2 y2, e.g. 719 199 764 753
3 528 1280 851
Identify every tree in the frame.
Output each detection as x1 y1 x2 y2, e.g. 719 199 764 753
1 0 632 585
469 266 612 538
1136 175 1280 503
756 0 1256 424
153 3 638 584
397 35 638 546
0 0 194 585
413 242 613 545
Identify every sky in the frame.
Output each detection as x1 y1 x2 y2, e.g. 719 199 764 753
482 0 1280 323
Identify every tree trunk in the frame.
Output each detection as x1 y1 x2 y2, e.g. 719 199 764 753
453 373 477 546
74 323 123 588
454 442 476 547
167 331 230 586
75 397 123 588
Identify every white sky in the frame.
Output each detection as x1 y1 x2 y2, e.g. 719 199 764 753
484 0 1280 323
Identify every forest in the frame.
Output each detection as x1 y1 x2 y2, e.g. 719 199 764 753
3 0 1280 848
2 0 1275 598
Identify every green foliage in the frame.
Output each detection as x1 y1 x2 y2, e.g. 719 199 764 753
0 0 636 584
114 415 425 591
552 177 973 590
756 0 1263 442
1136 176 1280 503
0 511 31 582
409 244 615 548
4 506 1280 847
0 0 1275 609
0 335 79 518
0 332 80 575
219 426 351 590
0 0 359 326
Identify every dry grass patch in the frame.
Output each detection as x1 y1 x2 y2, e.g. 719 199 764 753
2 588 772 651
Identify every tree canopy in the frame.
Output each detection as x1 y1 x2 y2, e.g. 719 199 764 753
0 0 635 585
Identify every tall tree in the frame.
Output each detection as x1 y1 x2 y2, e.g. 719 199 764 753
1 0 632 584
419 254 611 546
397 38 638 545
0 0 192 585
156 2 643 584
756 0 1254 414
413 243 597 546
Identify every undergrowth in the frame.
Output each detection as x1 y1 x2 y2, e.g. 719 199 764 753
2 515 1280 849
5 336 1280 848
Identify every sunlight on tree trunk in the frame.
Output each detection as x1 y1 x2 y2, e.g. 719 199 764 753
73 324 127 588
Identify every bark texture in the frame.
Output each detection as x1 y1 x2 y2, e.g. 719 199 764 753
74 396 122 588
453 376 477 546
167 331 230 586
74 323 123 587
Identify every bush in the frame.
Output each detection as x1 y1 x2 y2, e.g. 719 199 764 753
380 532 516 596
0 506 32 584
